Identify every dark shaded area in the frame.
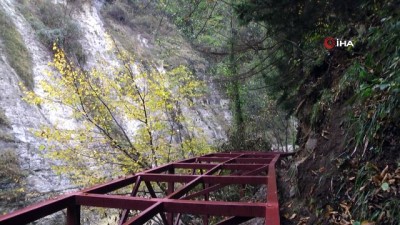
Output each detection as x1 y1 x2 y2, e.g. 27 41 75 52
237 0 399 224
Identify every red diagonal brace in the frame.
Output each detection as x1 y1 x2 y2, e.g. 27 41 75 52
118 176 142 225
0 152 289 225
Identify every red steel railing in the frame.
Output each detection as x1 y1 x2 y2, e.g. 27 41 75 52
0 152 289 225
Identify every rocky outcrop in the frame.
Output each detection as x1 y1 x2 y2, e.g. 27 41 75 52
0 0 231 215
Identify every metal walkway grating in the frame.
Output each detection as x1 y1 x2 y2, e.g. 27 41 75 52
0 152 288 225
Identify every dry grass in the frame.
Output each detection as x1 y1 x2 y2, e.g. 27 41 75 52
0 8 33 89
17 0 86 64
0 149 26 203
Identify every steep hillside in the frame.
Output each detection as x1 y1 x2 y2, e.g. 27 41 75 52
278 9 399 225
0 0 231 216
232 0 399 224
0 0 75 215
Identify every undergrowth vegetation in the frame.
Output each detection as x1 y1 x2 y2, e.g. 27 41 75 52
0 149 26 204
338 14 399 224
351 163 400 224
234 0 399 224
346 15 399 154
281 2 398 224
0 8 33 89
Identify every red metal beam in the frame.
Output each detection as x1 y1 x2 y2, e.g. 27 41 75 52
182 165 269 200
182 182 223 200
173 163 268 171
74 193 266 217
163 200 265 217
265 154 281 225
118 176 142 225
83 175 137 194
167 154 243 200
122 202 162 225
67 205 80 225
197 157 273 164
207 152 275 157
139 174 267 184
167 167 174 225
166 164 221 199
197 156 236 162
0 152 287 225
142 181 171 224
76 194 153 210
0 195 75 225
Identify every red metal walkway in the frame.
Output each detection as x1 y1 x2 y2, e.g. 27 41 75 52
0 152 288 225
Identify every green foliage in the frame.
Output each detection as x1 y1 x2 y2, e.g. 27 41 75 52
17 0 86 64
23 45 213 187
233 2 399 222
234 0 397 112
0 8 33 89
160 0 220 42
234 0 398 153
310 102 322 128
343 14 400 153
160 0 296 149
236 0 365 40
310 89 333 128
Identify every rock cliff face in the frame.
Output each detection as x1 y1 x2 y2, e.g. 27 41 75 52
0 0 230 214
0 0 76 213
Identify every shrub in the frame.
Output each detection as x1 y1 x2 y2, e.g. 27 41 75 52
0 149 26 203
18 0 86 64
105 3 127 24
103 0 159 34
